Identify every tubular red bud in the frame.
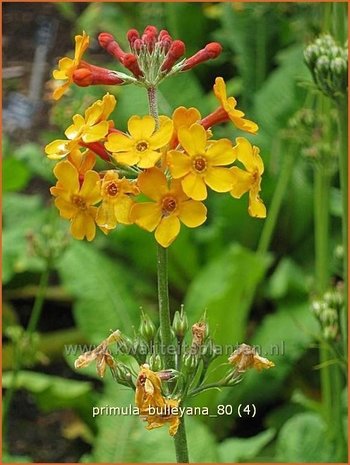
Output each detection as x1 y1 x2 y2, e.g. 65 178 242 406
123 53 143 78
204 42 222 58
98 32 127 64
158 29 172 41
73 64 124 87
161 40 186 72
127 28 139 47
142 26 158 52
181 42 222 71
133 38 143 52
200 107 228 130
81 142 111 161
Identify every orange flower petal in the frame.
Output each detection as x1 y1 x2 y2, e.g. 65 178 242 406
137 167 168 201
206 139 236 166
167 150 191 178
181 172 207 201
178 124 207 156
71 210 96 241
230 167 253 198
205 167 233 192
130 202 162 231
155 215 181 248
128 115 155 140
79 170 101 204
178 200 207 228
53 160 80 193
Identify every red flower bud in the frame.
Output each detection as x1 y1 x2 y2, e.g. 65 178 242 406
81 142 110 161
127 28 139 47
181 42 222 71
133 38 143 53
98 32 127 64
142 26 158 52
158 29 172 41
123 53 143 78
73 64 124 87
161 40 186 72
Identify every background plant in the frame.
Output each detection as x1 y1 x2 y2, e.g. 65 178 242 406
2 2 347 463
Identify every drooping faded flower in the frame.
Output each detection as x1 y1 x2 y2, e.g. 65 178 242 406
135 364 180 436
228 343 275 372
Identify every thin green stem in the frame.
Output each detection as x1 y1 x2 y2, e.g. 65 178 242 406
2 262 51 449
157 244 174 369
336 98 348 349
258 143 295 255
146 84 189 462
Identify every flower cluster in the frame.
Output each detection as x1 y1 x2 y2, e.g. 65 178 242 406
47 28 266 248
304 34 348 99
74 310 274 436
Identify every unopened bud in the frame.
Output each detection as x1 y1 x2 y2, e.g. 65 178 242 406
123 53 143 78
98 32 127 64
161 40 186 72
139 310 156 343
142 26 158 52
172 306 188 340
182 352 198 375
73 65 124 87
147 354 163 372
127 28 139 48
181 42 222 71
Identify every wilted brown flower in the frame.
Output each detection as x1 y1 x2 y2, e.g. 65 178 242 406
228 343 275 373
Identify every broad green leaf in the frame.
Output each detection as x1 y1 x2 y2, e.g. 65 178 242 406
254 44 309 136
2 370 95 412
218 428 275 462
2 158 31 192
265 257 309 301
275 413 335 462
57 241 140 342
208 301 319 434
185 243 270 345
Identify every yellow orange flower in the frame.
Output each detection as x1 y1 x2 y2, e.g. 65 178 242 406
53 31 90 100
105 115 173 168
230 137 266 218
228 343 275 372
169 106 201 146
68 148 96 177
202 77 258 134
167 123 235 200
50 160 101 241
96 170 139 231
130 167 207 247
135 364 180 436
45 94 116 160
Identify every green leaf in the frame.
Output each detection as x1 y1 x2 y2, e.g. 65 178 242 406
265 258 309 301
2 371 95 412
275 413 335 462
57 242 140 342
218 428 275 462
2 158 31 192
185 243 270 345
253 44 309 136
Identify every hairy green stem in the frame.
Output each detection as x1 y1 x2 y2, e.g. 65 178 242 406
336 98 348 349
2 262 50 448
258 144 295 255
147 85 189 462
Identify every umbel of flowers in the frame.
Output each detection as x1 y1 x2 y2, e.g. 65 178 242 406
47 26 272 442
46 28 266 247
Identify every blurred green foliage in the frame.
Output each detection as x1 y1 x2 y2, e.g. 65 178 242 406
2 2 347 463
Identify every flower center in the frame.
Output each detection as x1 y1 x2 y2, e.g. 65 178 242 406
161 196 177 216
192 156 207 173
106 181 119 197
71 194 87 210
136 140 149 152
